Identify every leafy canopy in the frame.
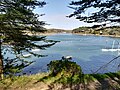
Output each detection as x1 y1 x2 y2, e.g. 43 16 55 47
69 0 120 24
47 58 83 84
0 0 57 75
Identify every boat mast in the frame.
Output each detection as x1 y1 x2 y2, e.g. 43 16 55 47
112 40 115 49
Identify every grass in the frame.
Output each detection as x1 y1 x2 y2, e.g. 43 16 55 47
0 73 48 90
0 72 119 90
0 71 120 90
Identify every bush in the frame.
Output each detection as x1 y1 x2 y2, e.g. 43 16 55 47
47 58 83 84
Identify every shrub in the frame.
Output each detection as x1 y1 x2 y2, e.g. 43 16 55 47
47 58 83 84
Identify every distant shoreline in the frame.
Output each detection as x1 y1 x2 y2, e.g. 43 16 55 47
27 32 57 36
72 33 120 38
27 31 120 38
38 32 120 38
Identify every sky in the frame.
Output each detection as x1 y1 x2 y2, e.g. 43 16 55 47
34 0 94 30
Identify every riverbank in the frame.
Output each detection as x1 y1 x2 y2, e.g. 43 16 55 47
26 32 57 36
28 32 120 38
0 71 119 90
72 26 120 38
28 31 120 38
73 33 120 38
25 27 120 38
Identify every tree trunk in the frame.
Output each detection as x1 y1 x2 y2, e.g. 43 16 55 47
0 40 3 80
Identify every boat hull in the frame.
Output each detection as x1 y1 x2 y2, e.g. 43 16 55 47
101 49 120 52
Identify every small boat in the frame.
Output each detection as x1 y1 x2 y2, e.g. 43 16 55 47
62 56 72 60
101 48 120 52
23 54 31 57
102 40 120 52
31 49 40 52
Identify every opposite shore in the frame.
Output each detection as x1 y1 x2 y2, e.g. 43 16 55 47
29 32 120 38
28 26 120 38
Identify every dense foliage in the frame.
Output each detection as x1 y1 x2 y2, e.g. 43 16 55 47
0 0 57 79
69 0 120 25
47 58 83 84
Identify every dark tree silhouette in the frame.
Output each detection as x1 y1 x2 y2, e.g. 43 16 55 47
69 0 120 25
0 0 57 79
69 0 120 73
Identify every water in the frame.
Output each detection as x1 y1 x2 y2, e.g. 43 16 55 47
19 34 120 74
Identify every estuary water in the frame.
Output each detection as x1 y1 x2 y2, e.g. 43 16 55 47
23 33 120 74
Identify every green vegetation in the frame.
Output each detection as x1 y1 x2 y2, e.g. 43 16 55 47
72 27 91 34
47 58 83 84
0 73 48 90
45 29 72 33
0 59 119 90
69 0 120 24
72 26 120 36
0 0 57 79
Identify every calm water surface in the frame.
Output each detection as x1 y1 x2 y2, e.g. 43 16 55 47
23 33 120 74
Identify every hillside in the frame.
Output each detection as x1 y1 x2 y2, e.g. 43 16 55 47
0 72 119 90
45 29 72 33
72 26 120 37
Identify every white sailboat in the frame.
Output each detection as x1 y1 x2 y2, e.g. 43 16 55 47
101 40 120 52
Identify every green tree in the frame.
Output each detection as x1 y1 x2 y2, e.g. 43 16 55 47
0 0 57 79
69 0 120 24
47 58 83 84
68 0 120 73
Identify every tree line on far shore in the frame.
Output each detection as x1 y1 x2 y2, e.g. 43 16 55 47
72 26 120 36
